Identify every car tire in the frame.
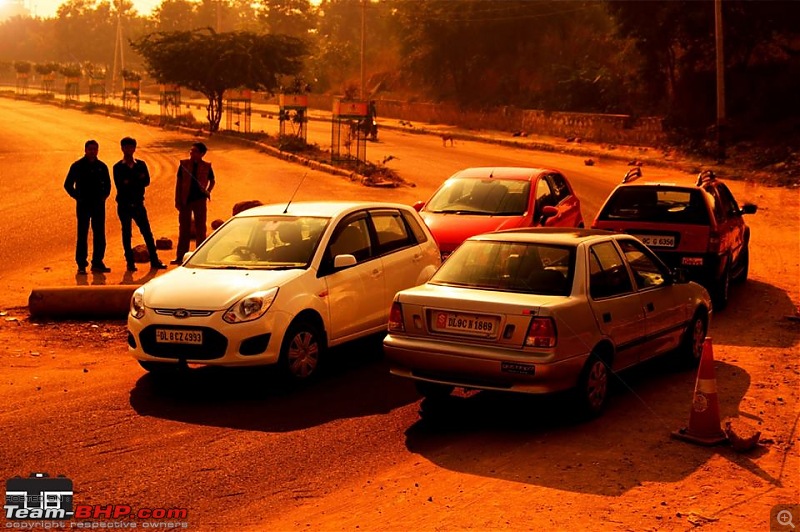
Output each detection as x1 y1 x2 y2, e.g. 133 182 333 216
279 321 324 382
138 360 179 374
415 381 454 400
574 353 609 418
732 245 749 284
712 263 730 310
679 312 707 368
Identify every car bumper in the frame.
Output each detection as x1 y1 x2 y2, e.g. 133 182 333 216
384 335 588 394
127 309 293 367
658 252 722 286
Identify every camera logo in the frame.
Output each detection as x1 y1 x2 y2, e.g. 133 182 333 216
4 472 73 520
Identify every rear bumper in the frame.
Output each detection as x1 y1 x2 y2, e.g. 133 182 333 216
384 335 588 394
657 252 723 287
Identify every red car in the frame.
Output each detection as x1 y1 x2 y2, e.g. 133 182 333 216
414 167 584 259
592 169 757 309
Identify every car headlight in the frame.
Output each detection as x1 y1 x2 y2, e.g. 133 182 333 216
130 287 145 319
223 288 279 324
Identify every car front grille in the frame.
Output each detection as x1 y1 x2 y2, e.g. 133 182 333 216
139 325 228 360
153 308 215 318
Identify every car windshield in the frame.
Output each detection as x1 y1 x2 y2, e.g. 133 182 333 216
186 215 330 270
425 178 530 215
430 240 574 296
597 186 710 225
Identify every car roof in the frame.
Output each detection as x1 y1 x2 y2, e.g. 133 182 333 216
470 227 619 245
450 167 551 181
235 201 412 218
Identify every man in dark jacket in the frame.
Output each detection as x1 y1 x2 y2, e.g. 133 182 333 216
113 137 167 272
64 139 111 274
172 142 215 264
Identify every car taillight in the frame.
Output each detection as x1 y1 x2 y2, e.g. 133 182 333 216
524 317 557 347
388 302 405 332
707 231 720 253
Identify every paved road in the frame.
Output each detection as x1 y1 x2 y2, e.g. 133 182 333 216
1 96 795 530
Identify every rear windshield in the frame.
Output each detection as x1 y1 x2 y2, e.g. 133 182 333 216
597 186 710 225
431 240 574 296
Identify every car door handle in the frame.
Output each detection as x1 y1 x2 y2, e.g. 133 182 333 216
603 312 612 323
645 302 655 313
412 253 422 262
371 268 382 278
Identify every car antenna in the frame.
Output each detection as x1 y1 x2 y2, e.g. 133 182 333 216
283 172 308 214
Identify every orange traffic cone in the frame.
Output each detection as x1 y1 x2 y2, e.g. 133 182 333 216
671 337 727 446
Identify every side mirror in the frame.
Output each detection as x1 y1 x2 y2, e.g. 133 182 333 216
741 203 758 215
538 205 558 225
181 252 193 263
333 254 357 269
671 267 690 284
413 201 425 212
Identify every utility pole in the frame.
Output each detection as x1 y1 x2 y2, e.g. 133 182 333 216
360 0 366 100
110 7 124 101
714 0 726 162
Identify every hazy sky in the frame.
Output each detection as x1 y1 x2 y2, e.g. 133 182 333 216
21 0 161 19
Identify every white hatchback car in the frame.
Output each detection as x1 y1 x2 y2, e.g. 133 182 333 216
128 201 441 381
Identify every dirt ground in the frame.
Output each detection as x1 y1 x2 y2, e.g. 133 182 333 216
0 133 798 530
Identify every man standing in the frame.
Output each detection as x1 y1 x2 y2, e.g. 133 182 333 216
172 142 215 264
113 137 167 272
64 139 111 274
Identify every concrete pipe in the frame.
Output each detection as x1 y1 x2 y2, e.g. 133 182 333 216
28 286 137 319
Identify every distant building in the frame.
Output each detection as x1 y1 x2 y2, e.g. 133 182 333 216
0 0 31 21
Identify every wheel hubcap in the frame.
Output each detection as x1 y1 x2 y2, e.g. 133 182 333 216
287 331 319 378
586 361 608 410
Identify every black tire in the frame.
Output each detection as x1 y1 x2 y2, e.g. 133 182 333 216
279 321 324 382
732 245 749 284
712 263 730 310
138 360 179 374
415 381 454 400
678 312 707 368
574 354 609 418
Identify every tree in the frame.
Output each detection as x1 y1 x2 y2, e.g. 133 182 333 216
132 28 307 131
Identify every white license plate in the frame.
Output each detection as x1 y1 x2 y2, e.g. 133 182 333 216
634 234 675 248
432 312 497 336
155 329 203 345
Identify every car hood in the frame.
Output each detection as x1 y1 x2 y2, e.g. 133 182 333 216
421 213 526 251
396 283 560 314
141 267 306 310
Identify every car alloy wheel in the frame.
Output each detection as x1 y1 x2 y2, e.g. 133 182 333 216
680 313 707 368
578 355 608 417
281 322 322 380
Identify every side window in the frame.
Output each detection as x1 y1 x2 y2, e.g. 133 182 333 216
370 210 412 254
716 183 741 217
535 178 555 212
588 242 634 299
401 210 428 244
327 217 372 264
547 173 570 203
617 239 668 290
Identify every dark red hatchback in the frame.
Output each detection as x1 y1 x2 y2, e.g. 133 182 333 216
414 167 584 260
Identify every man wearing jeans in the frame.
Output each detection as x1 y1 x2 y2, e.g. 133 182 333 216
64 139 111 274
172 142 215 264
112 137 167 272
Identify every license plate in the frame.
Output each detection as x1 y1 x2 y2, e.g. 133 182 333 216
432 311 497 336
501 361 536 375
633 234 675 248
155 329 203 345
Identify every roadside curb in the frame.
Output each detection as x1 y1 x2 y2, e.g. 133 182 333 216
29 286 136 320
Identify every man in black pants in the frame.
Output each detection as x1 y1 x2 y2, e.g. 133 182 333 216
113 137 167 272
64 139 111 274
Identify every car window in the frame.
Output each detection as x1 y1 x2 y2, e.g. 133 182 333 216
716 183 741 217
370 210 413 254
328 217 372 263
535 178 555 212
589 242 634 299
425 178 529 215
546 173 571 203
430 240 574 296
401 209 428 244
597 186 710 225
617 239 668 290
